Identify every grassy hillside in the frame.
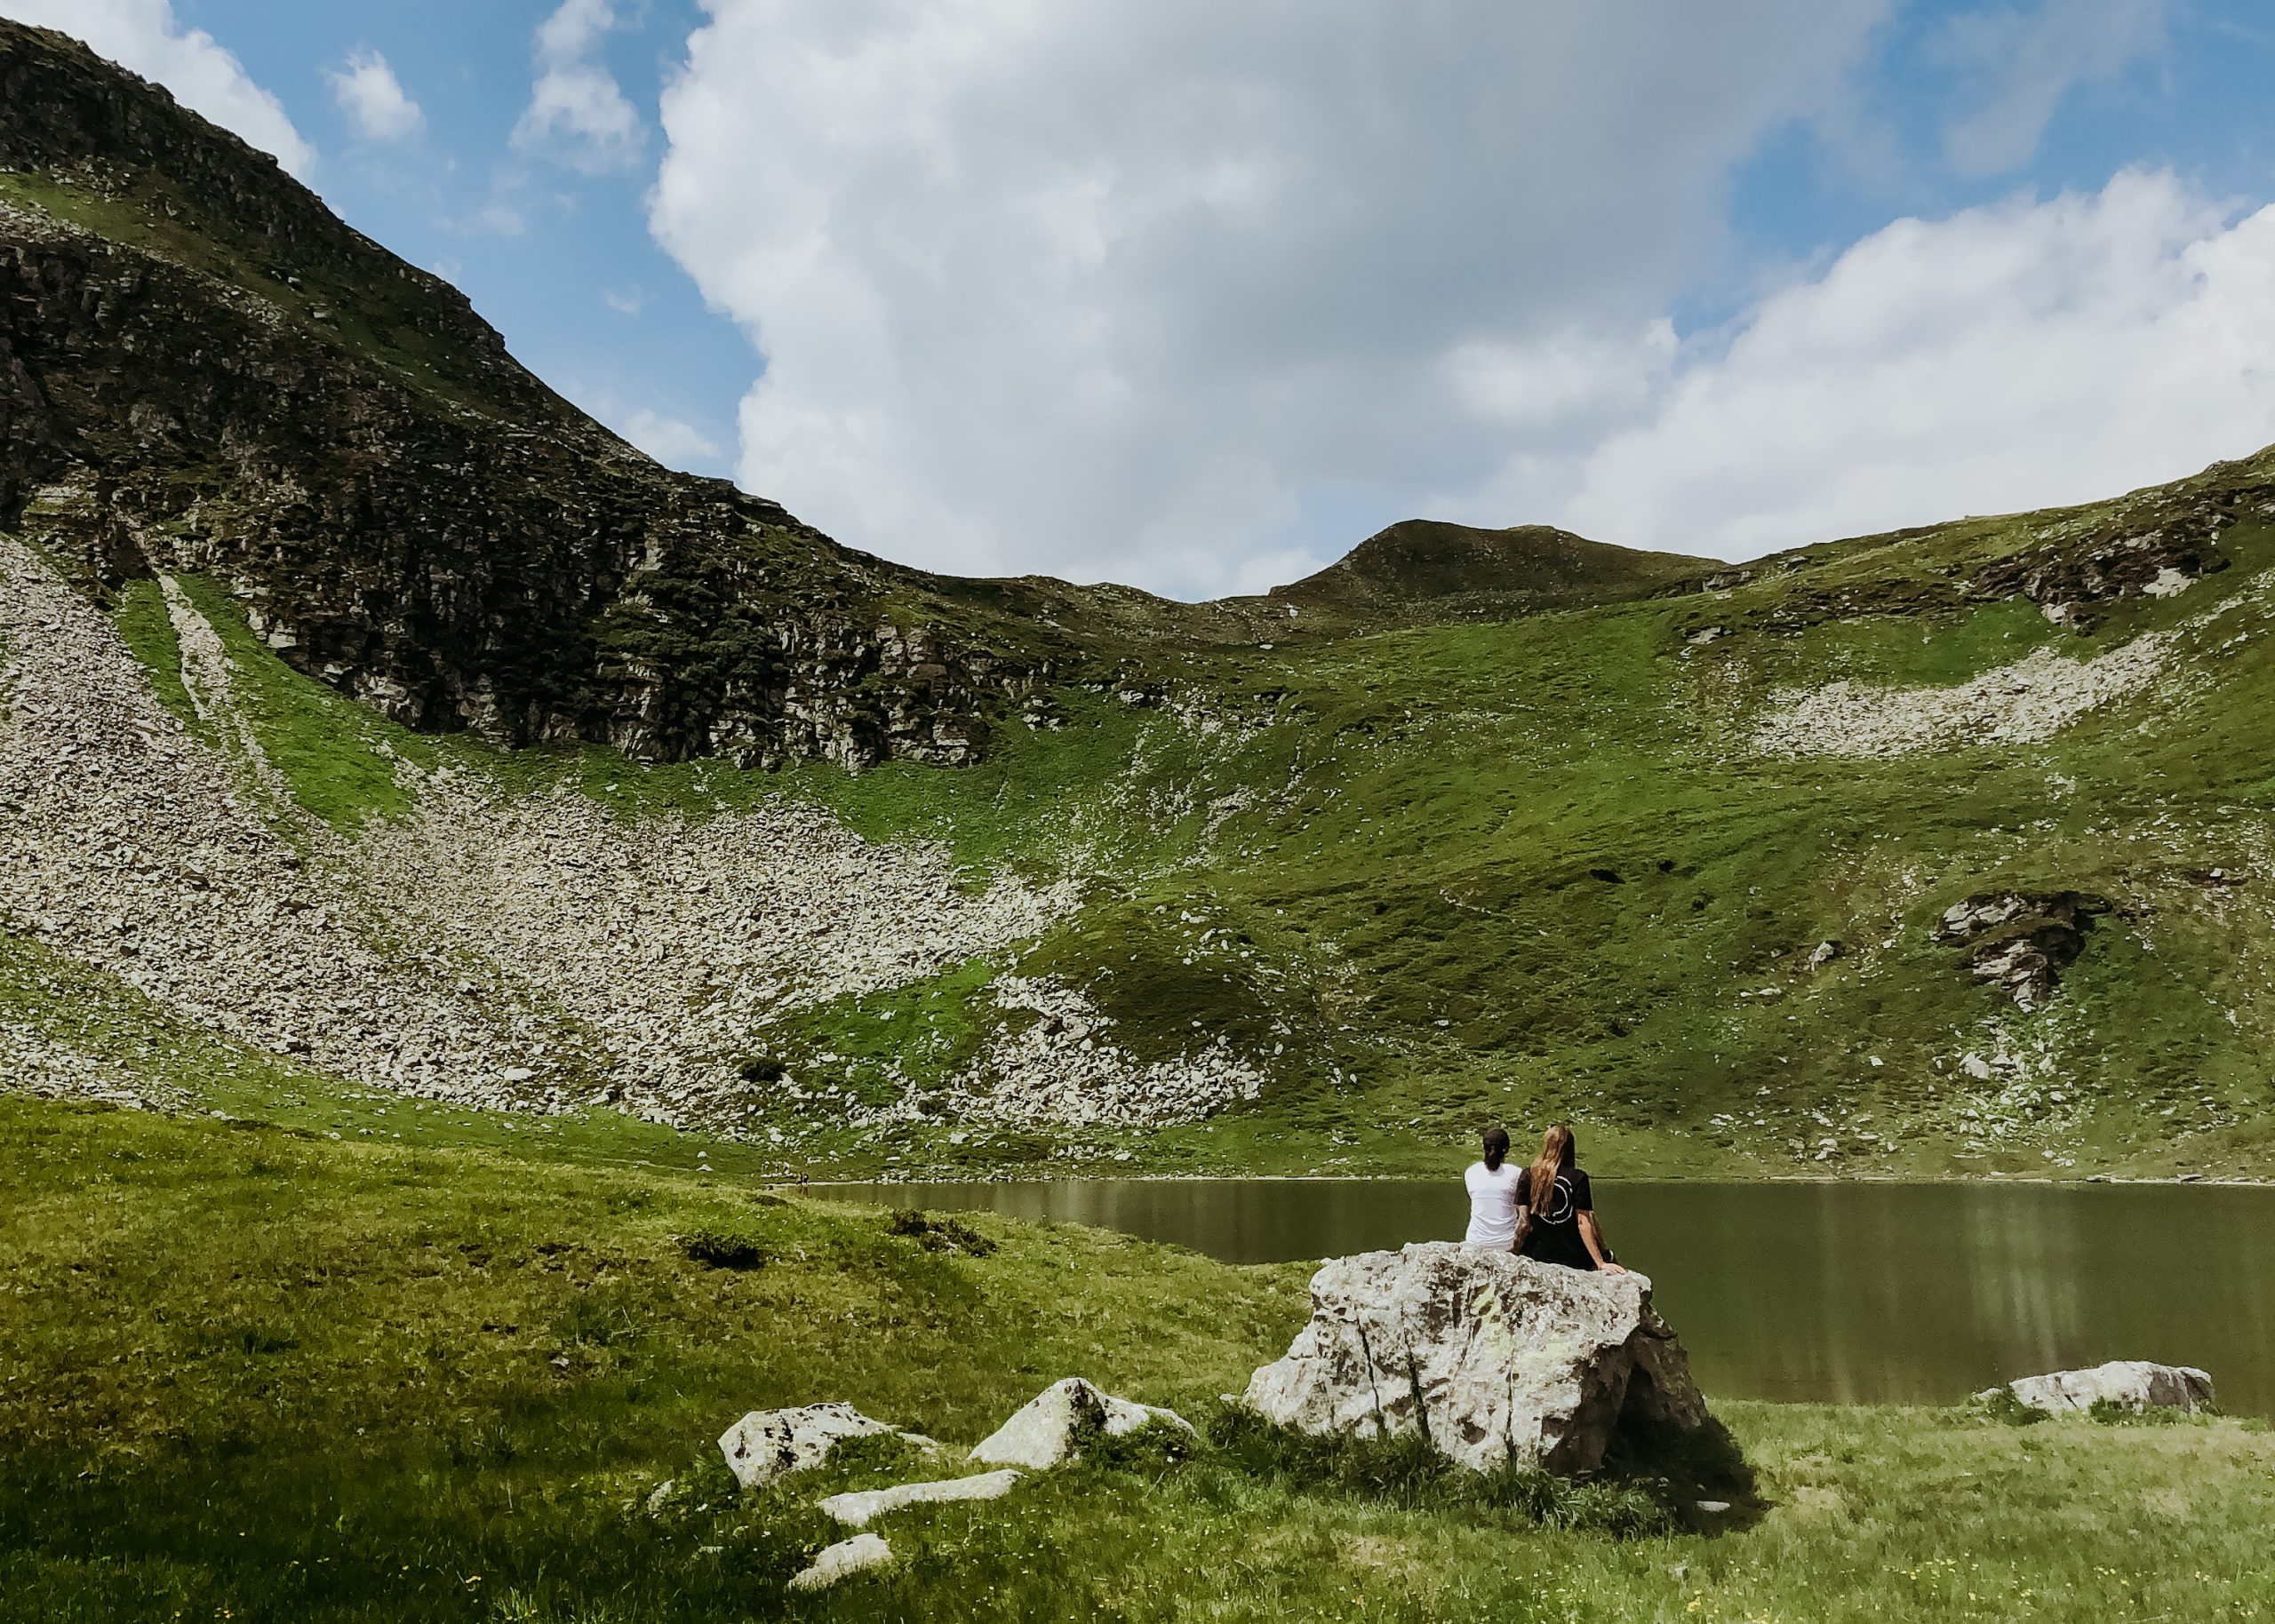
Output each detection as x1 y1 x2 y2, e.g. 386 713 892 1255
4 1093 2272 1622
8 12 2275 1180
757 466 2275 1182
49 466 2275 1182
1242 518 1711 631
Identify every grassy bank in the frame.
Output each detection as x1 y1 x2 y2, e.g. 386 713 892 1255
4 1094 2271 1622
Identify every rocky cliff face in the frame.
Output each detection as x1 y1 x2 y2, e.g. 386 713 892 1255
0 19 1058 771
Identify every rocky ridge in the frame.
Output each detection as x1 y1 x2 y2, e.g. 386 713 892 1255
0 20 1059 774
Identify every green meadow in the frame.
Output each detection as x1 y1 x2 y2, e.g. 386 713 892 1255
5 1095 2272 1624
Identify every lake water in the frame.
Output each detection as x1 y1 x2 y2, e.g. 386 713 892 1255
827 1178 2275 1415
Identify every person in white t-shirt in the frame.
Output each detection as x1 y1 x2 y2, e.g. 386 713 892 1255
1462 1126 1525 1249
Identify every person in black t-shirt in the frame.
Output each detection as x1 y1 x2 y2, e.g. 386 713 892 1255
1513 1122 1626 1273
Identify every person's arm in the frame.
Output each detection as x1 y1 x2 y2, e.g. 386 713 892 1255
1578 1211 1626 1273
1511 1205 1533 1253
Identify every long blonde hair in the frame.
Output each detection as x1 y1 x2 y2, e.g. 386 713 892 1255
1527 1123 1576 1215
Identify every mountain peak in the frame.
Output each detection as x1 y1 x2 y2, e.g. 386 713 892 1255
1264 518 1710 622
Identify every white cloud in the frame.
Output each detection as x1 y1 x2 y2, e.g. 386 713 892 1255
514 0 643 173
1 0 315 176
325 47 422 143
474 199 528 238
603 288 645 315
653 0 1891 597
623 408 724 466
1537 171 2275 561
1935 0 2168 176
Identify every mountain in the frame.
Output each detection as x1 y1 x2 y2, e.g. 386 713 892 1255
0 19 1111 771
1259 520 1709 626
7 15 2275 1184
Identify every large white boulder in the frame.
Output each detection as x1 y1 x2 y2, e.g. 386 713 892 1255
717 1403 901 1491
970 1378 1198 1470
2007 1361 2215 1415
787 1532 893 1591
1241 1242 1708 1476
820 1469 1023 1526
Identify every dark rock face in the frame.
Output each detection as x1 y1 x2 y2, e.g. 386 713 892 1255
1974 516 2232 629
0 19 1048 771
1932 892 2113 1010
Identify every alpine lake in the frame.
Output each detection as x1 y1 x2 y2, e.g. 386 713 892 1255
829 1177 2275 1415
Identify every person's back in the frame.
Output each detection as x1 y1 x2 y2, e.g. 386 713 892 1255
1516 1164 1595 1269
1513 1122 1625 1274
1462 1126 1522 1249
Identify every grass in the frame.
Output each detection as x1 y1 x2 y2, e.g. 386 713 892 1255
112 578 202 730
4 1092 2274 1621
59 525 2275 1182
165 574 434 831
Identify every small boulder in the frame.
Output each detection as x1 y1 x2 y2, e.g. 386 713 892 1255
787 1532 892 1591
820 1469 1022 1526
2003 1361 2214 1415
970 1378 1198 1470
717 1403 898 1491
1242 1242 1708 1476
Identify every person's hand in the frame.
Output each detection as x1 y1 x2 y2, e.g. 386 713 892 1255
1600 1261 1629 1275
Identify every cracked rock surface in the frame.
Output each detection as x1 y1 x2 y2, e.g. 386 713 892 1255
1242 1243 1708 1477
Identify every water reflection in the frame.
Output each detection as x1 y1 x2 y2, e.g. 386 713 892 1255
825 1178 2275 1414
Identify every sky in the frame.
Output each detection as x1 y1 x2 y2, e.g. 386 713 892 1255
7 2 2275 598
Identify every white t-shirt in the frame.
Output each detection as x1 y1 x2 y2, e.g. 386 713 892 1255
1463 1160 1525 1248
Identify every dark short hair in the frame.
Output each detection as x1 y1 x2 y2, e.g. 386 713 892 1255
1481 1126 1511 1168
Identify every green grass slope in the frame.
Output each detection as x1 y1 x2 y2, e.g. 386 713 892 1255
73 481 2275 1182
4 1093 2272 1622
755 461 2275 1181
12 13 2275 1181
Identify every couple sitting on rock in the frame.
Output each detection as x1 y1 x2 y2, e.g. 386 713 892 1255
1463 1123 1626 1273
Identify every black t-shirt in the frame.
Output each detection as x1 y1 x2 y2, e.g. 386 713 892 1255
1518 1168 1596 1270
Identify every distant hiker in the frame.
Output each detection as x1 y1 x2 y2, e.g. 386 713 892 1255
1513 1123 1626 1273
1462 1126 1524 1250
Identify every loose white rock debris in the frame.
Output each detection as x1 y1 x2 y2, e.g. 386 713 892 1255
0 537 1248 1131
343 765 1073 1127
0 539 558 1112
1753 633 2169 759
819 1469 1022 1526
942 976 1265 1127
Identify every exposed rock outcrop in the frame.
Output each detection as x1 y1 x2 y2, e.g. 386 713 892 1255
1976 520 2231 629
787 1532 893 1591
0 19 1058 772
1241 1243 1707 1476
819 1470 1022 1526
1932 891 2111 1010
2000 1360 2215 1415
970 1379 1198 1470
717 1404 908 1492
